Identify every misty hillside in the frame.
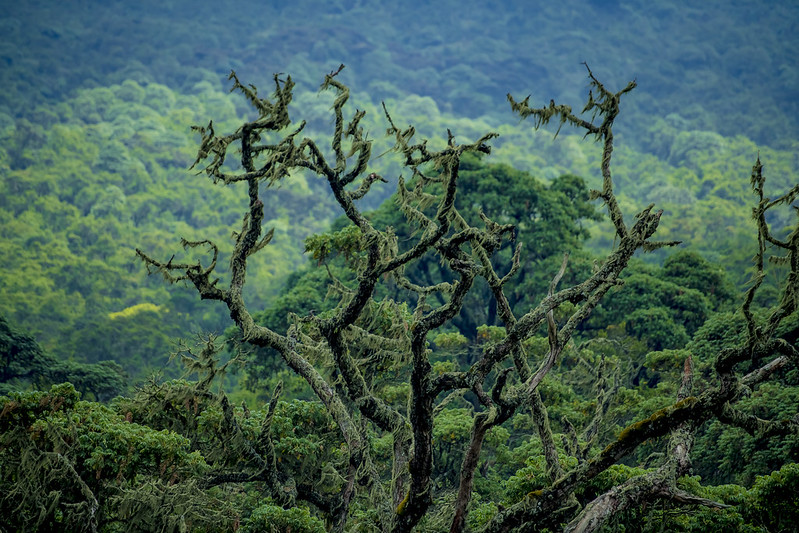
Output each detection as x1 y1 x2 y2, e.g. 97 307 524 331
0 0 797 370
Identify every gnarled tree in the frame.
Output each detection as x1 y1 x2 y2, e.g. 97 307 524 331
137 65 798 532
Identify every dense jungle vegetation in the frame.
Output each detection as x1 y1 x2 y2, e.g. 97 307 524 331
1 0 798 531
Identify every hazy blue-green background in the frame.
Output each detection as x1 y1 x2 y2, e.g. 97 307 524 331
1 0 797 376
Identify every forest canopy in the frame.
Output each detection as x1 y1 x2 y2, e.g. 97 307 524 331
2 0 798 381
5 64 796 532
1 1 798 532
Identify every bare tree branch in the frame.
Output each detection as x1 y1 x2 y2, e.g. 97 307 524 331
136 66 797 533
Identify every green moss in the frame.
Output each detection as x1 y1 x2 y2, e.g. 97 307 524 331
396 491 410 515
616 396 698 442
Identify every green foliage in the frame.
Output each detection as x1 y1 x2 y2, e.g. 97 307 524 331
585 255 738 356
432 408 479 484
595 272 712 337
644 348 691 387
0 383 232 532
743 462 799 531
64 307 187 379
305 224 365 266
242 503 327 533
0 382 81 431
0 314 125 400
0 314 55 390
579 463 650 499
668 478 756 533
118 353 347 498
467 500 499 531
278 155 601 342
475 325 508 344
269 400 345 483
591 468 799 533
432 331 469 351
431 408 511 489
0 79 335 382
504 454 580 505
599 475 759 533
692 382 799 487
456 160 599 262
256 264 352 333
625 307 690 351
660 250 737 311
